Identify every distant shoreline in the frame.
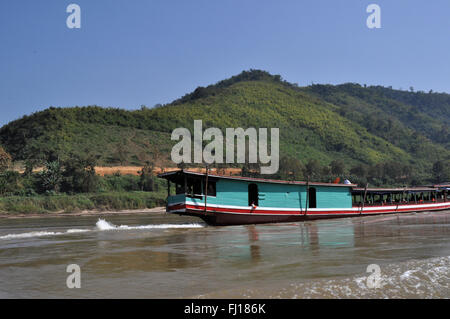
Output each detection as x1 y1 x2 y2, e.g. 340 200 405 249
0 207 167 219
0 191 167 218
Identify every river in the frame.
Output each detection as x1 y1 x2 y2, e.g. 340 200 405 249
1 210 449 298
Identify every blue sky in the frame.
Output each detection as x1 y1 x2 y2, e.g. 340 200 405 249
1 0 450 126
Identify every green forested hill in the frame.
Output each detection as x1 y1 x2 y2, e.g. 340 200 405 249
0 70 449 185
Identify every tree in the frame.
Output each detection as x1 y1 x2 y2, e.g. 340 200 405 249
0 171 22 196
0 146 12 172
321 165 331 180
432 160 450 184
62 154 99 193
330 159 345 176
113 141 129 166
152 149 165 171
23 159 38 177
350 164 368 178
139 161 157 191
277 156 304 180
39 160 63 193
383 161 404 183
368 163 384 178
304 159 321 179
21 141 46 174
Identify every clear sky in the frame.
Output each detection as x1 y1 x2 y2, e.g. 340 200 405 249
1 0 450 126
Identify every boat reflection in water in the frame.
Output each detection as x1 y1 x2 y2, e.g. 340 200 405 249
199 211 450 298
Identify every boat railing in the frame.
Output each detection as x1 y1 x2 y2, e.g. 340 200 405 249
352 198 447 207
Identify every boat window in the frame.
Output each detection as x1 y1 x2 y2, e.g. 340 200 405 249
206 181 216 197
186 177 203 198
175 177 215 197
248 184 259 206
175 183 185 195
308 187 317 208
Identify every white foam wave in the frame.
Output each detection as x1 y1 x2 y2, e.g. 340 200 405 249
95 218 205 231
0 219 204 241
0 229 88 240
295 256 450 298
66 229 91 234
95 219 117 230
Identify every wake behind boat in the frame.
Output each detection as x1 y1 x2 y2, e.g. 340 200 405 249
158 170 450 226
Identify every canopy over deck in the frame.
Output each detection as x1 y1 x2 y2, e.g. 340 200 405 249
432 184 450 191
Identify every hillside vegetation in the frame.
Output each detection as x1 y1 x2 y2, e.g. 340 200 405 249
1 70 449 187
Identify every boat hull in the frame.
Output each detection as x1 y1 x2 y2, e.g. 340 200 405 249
167 202 450 226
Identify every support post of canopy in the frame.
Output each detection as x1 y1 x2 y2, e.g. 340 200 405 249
360 184 368 215
167 180 170 197
305 177 309 216
204 165 209 212
402 187 406 206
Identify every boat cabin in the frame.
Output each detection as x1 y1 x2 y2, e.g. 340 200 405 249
159 170 356 212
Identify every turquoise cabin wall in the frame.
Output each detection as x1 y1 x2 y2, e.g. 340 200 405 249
258 183 307 209
215 179 250 206
168 177 353 209
314 186 353 208
211 179 352 209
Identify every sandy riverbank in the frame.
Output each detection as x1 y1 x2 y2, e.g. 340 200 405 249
0 207 167 219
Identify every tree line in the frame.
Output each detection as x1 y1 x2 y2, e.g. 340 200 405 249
240 156 449 187
0 146 160 197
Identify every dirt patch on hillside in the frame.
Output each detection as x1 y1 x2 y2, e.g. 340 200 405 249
95 166 242 176
15 166 243 176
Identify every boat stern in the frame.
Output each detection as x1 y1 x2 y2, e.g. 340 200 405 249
166 193 188 214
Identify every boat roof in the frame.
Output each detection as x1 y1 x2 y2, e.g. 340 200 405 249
158 169 357 187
